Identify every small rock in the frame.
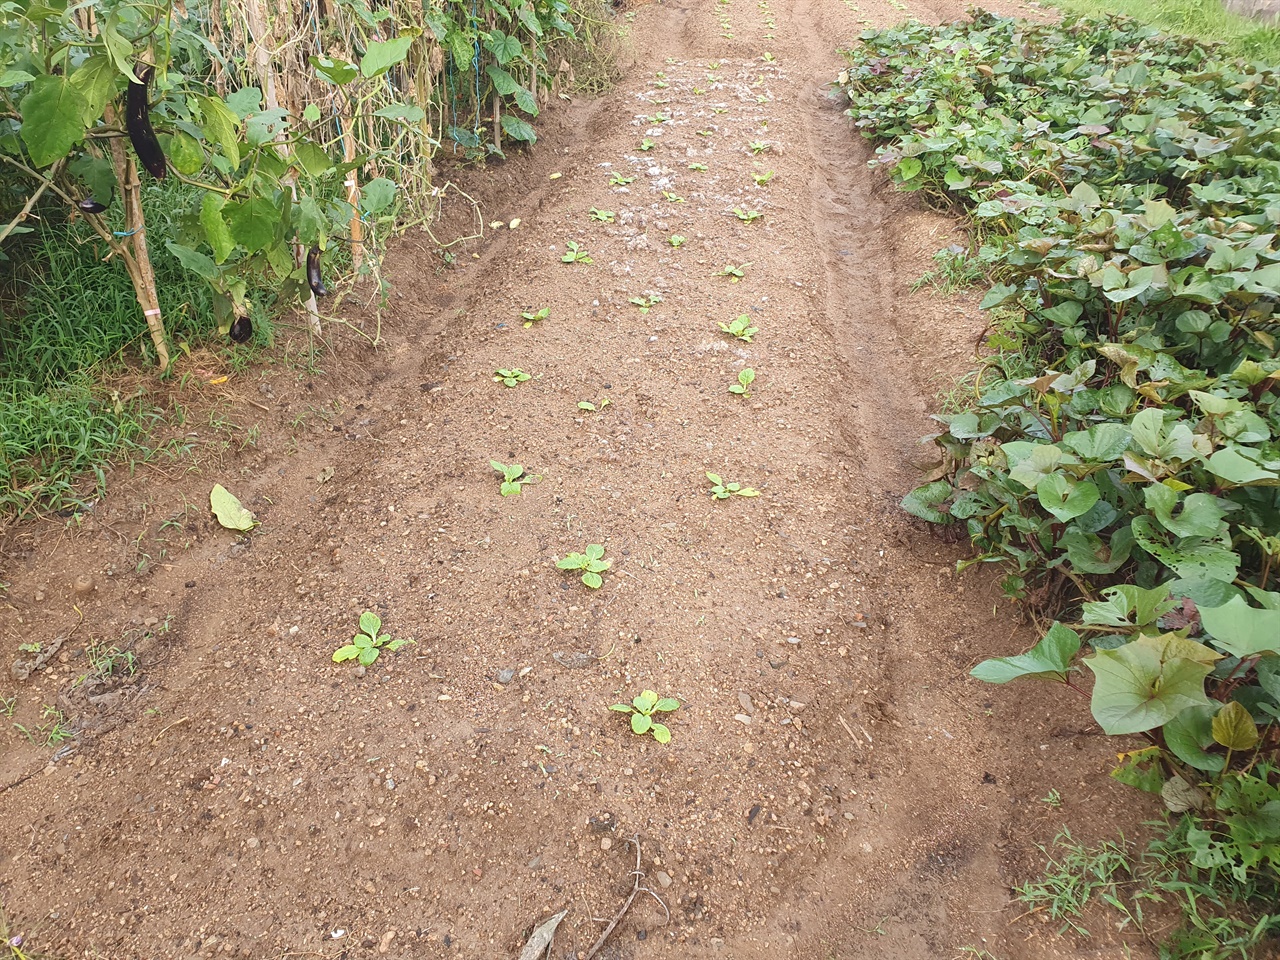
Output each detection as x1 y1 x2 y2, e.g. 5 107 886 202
655 870 672 889
353 666 366 678
495 668 516 685
384 778 396 790
378 931 395 954
734 714 752 725
72 576 95 598
737 693 754 714
601 837 613 851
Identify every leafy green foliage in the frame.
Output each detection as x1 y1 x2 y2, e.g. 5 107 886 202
719 314 759 342
556 544 611 588
521 306 551 328
332 610 411 667
706 472 760 499
493 367 532 387
609 689 680 743
628 293 662 313
490 460 537 497
728 368 756 396
561 241 593 264
732 207 762 222
853 16 1280 932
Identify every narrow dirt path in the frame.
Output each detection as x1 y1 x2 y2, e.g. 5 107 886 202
1 1 1140 958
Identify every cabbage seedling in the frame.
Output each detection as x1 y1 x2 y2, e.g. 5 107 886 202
610 689 680 743
333 611 412 667
557 544 611 588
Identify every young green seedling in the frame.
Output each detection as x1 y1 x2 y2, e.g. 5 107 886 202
647 112 671 123
561 241 593 264
610 689 680 743
662 190 686 203
578 398 612 413
706 472 760 499
639 137 656 151
490 460 537 496
610 172 635 186
590 207 616 223
521 306 551 328
493 367 531 387
761 51 776 62
733 208 763 223
669 235 687 247
720 314 759 342
752 170 775 186
748 141 770 154
729 368 756 396
629 293 662 313
333 611 412 667
557 544 612 589
715 262 750 281
712 107 729 115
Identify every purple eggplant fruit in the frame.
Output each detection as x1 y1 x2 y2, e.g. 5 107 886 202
307 246 328 297
229 315 252 343
126 65 167 180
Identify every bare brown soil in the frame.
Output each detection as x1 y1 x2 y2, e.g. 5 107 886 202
2 1 1158 958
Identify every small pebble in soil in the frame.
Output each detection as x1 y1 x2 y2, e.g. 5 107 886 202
495 668 516 684
73 576 95 597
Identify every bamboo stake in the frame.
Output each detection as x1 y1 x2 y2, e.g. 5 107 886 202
343 126 364 271
105 118 169 370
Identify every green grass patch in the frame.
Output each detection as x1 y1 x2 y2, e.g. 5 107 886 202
0 374 155 519
0 180 264 519
0 182 222 387
1047 0 1280 62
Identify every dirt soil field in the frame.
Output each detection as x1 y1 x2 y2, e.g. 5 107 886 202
2 0 1161 957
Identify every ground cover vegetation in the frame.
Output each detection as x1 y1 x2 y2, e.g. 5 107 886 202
0 0 611 518
1048 0 1280 62
842 13 1280 955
